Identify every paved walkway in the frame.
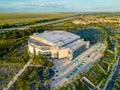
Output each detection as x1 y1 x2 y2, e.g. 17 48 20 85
107 49 114 54
29 64 42 67
97 63 106 74
3 59 32 90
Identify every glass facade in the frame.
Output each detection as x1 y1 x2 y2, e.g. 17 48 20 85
38 51 51 58
72 45 86 59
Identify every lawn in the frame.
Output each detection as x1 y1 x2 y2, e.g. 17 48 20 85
0 12 77 26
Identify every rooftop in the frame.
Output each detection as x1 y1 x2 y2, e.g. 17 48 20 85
65 39 86 51
28 38 50 46
34 30 80 46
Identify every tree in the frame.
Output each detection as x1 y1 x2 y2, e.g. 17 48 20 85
112 87 117 90
75 74 81 79
57 85 61 90
32 55 44 65
43 67 49 76
51 87 57 90
63 81 68 88
114 82 119 88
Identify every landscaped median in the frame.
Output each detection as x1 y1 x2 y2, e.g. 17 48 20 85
82 39 117 89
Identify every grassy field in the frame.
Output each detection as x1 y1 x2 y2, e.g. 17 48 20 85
0 12 77 26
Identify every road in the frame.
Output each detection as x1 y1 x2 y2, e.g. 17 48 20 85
0 15 79 32
3 59 32 90
104 56 120 90
50 43 106 88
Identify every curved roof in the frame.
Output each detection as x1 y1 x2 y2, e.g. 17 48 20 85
65 39 86 51
35 30 80 46
28 38 50 46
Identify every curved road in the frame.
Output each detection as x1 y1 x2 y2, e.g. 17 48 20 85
105 56 120 90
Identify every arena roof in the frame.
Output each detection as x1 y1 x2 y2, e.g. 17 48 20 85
28 38 50 46
65 39 86 51
34 30 80 46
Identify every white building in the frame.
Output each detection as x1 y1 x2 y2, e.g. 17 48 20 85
28 30 89 60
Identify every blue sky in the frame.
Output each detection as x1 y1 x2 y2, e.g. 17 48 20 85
0 0 120 12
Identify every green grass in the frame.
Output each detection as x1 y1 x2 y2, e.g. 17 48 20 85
84 49 115 86
85 64 105 85
0 12 77 26
73 79 89 90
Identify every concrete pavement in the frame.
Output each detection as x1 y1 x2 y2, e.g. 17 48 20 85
50 43 106 88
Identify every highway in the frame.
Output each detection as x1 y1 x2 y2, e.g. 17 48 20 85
0 15 80 32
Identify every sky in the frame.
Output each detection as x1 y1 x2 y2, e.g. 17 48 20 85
0 0 120 12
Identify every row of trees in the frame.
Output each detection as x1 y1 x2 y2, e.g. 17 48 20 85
15 67 39 90
0 48 29 64
0 37 28 58
32 54 53 67
0 24 49 59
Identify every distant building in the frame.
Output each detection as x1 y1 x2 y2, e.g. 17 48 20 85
28 30 89 60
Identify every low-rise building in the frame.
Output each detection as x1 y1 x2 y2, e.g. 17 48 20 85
28 30 89 60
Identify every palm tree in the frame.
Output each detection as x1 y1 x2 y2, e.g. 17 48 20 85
75 74 81 79
63 81 68 89
32 55 44 65
67 84 72 90
51 87 57 90
114 82 119 89
45 79 50 85
112 87 117 90
43 67 49 76
71 77 76 83
57 85 61 90
35 82 39 90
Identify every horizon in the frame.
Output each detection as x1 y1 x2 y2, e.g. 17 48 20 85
0 0 120 12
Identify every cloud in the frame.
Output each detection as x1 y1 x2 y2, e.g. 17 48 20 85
0 2 65 10
86 6 120 12
39 3 64 8
0 0 119 12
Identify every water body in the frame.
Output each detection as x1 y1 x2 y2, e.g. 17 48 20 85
38 67 55 80
73 28 101 44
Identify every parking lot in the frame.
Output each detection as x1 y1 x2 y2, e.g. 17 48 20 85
50 43 105 88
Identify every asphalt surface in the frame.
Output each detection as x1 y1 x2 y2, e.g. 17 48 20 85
105 57 120 90
0 15 79 32
50 43 105 88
